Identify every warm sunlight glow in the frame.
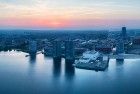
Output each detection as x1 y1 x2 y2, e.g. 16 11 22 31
0 0 140 29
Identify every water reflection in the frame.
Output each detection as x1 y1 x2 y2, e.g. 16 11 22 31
28 54 37 75
53 59 61 78
52 58 75 80
65 61 75 80
115 59 124 78
29 54 36 64
116 59 124 66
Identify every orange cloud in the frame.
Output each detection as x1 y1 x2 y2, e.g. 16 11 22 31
0 18 140 29
0 18 71 28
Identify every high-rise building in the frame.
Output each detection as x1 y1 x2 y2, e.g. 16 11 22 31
116 38 124 54
116 27 126 55
29 40 37 54
116 27 127 54
122 27 127 40
65 40 75 63
53 40 62 60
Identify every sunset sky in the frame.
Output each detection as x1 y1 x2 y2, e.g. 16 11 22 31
0 0 140 30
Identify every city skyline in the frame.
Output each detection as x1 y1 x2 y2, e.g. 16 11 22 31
0 0 140 30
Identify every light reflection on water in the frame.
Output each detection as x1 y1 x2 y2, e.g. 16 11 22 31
0 51 140 94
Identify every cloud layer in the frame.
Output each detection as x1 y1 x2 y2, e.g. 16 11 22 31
0 0 140 29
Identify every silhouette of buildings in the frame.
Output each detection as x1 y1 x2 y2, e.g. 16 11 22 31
52 39 75 63
29 40 37 54
122 27 127 41
116 27 128 55
116 38 124 54
53 40 62 61
65 40 75 63
115 27 128 61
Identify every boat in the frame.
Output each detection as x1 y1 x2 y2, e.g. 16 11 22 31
25 55 29 57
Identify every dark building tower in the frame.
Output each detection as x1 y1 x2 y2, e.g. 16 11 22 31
29 40 37 54
53 40 62 61
116 38 125 61
122 27 127 40
65 40 75 63
116 38 124 54
116 27 127 54
115 27 126 61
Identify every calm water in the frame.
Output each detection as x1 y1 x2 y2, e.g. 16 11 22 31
0 51 140 94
